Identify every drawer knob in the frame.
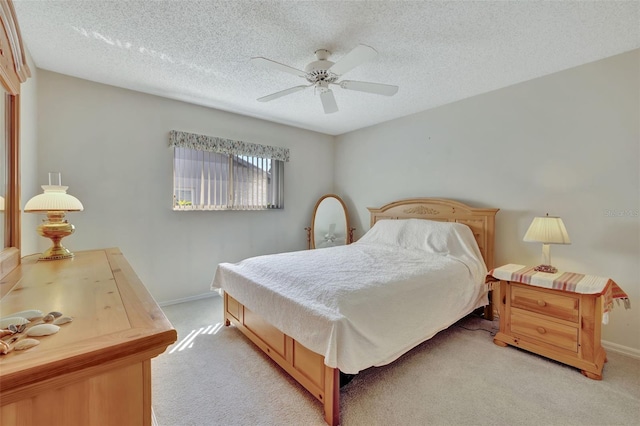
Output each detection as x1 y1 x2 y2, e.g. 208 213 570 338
537 299 547 307
537 327 547 334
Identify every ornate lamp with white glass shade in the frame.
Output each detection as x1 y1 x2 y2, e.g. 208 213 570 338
523 213 571 273
24 173 84 260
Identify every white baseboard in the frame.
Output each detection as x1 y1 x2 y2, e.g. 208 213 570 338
602 339 640 360
158 292 219 307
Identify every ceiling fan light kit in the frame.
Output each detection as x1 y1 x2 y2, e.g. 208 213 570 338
251 44 399 114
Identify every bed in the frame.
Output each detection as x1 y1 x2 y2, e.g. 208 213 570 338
211 198 498 425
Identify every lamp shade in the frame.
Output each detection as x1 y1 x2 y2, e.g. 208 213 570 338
24 185 84 212
523 215 570 244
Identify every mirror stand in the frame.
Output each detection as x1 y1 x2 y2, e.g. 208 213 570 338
305 226 354 250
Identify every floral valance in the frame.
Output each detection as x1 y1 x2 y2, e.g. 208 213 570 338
169 130 290 162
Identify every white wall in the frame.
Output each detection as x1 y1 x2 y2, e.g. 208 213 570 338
335 50 640 352
36 71 335 303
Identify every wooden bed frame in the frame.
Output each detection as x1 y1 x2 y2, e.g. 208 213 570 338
223 198 498 425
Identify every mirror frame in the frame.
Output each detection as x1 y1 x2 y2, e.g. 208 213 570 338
308 194 354 249
0 0 31 280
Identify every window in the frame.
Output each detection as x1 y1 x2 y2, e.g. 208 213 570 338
170 130 288 210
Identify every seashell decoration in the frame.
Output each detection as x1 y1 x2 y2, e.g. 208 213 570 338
9 323 27 334
0 308 72 355
0 309 44 321
0 317 30 329
53 316 73 325
26 324 60 337
14 338 40 351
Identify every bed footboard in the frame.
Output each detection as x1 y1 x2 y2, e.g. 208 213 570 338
223 292 340 426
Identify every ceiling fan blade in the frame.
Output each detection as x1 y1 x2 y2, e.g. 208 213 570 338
328 44 378 76
250 57 307 78
257 85 308 102
338 80 399 96
320 89 338 114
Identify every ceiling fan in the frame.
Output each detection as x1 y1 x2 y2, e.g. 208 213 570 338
251 44 399 114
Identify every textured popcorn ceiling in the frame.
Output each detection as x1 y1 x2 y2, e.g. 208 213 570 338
13 1 640 136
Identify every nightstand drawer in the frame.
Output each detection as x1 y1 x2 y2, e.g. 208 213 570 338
511 284 579 323
511 309 578 352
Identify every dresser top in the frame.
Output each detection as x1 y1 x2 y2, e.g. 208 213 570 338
0 248 176 392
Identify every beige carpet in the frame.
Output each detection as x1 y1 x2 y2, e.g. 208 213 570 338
152 296 639 426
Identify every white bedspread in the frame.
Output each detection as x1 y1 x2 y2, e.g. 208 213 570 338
211 219 488 374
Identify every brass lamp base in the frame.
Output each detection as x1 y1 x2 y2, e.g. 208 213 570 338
37 211 76 261
40 245 75 260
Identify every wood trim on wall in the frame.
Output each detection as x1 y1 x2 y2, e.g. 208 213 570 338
6 93 18 248
0 0 30 93
0 0 30 280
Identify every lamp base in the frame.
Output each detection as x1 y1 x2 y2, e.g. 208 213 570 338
36 211 76 261
40 245 75 261
534 264 558 274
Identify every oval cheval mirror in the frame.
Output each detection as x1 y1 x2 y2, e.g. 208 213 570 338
307 194 354 249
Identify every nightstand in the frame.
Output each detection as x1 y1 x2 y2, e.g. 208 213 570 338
489 264 629 380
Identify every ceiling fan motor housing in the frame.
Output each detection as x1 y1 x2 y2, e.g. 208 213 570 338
305 49 338 84
305 62 338 83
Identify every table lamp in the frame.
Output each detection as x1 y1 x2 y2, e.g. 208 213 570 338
24 173 84 260
523 213 571 273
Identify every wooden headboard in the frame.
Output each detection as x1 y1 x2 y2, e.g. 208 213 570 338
368 198 499 270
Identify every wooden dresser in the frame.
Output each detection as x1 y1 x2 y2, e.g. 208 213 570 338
493 280 606 379
0 248 177 425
